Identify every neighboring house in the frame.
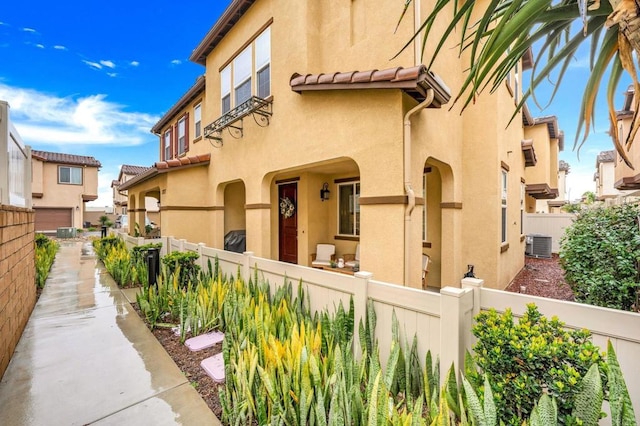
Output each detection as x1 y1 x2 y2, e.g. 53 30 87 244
613 86 640 203
532 160 569 213
121 0 561 290
112 164 160 224
31 150 100 231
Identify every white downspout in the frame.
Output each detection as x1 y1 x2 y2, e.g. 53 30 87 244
404 89 434 286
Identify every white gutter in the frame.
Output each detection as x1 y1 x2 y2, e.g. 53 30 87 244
404 89 435 286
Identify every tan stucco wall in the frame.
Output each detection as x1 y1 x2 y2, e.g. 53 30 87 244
124 0 563 289
524 124 552 185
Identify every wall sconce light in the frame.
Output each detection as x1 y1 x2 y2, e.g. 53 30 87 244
157 200 161 208
320 182 330 202
75 206 80 211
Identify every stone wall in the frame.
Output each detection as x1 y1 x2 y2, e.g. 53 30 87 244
0 205 35 377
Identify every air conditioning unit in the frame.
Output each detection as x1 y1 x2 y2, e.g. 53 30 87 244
56 227 76 238
525 234 552 258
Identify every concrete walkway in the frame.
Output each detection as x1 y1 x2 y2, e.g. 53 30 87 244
0 241 220 425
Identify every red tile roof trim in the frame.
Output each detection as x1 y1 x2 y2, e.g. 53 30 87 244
119 154 211 192
290 65 451 107
32 150 101 167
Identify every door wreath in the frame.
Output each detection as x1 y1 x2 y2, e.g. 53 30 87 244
279 197 295 218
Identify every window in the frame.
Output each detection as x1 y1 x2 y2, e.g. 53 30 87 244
220 26 271 112
59 166 82 185
178 116 186 155
520 182 525 235
122 207 127 215
164 130 171 160
338 181 360 236
422 173 428 242
255 27 271 99
501 170 508 243
194 103 202 138
221 66 231 114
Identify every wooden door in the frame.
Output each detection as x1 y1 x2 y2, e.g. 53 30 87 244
278 182 298 264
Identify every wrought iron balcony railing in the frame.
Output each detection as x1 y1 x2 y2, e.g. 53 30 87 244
204 96 272 146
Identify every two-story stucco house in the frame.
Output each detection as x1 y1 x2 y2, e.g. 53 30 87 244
31 150 101 231
121 0 562 290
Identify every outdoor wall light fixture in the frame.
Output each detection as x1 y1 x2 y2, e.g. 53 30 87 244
75 206 80 211
320 182 330 201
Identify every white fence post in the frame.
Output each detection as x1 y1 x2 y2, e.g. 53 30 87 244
197 243 206 271
439 286 473 384
160 236 169 256
242 251 255 283
353 271 372 358
137 237 144 246
461 278 484 318
179 239 186 252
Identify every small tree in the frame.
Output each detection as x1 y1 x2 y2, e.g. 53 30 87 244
560 204 640 311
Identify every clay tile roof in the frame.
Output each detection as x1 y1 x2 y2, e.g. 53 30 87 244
32 150 101 167
596 150 616 166
290 65 451 107
119 153 211 192
121 164 151 175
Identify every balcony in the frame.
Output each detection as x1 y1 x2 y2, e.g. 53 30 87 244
204 96 272 145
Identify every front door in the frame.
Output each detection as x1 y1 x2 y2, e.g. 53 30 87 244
278 182 298 263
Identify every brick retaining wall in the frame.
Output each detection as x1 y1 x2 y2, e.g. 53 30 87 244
0 205 35 377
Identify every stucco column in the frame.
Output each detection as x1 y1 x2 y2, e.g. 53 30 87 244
134 193 146 235
359 203 405 284
440 205 462 287
245 204 271 258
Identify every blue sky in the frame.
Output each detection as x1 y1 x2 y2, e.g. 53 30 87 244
0 0 231 207
0 1 628 207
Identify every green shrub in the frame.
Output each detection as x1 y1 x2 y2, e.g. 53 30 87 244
35 234 59 288
560 204 640 311
161 251 200 288
92 236 124 260
469 304 606 425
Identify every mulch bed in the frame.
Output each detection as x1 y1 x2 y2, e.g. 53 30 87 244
132 306 225 420
505 254 575 301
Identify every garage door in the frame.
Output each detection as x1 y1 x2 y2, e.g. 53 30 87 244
35 208 72 232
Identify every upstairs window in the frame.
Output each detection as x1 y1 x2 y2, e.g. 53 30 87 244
59 166 82 185
255 27 271 99
194 103 202 138
219 26 271 113
234 46 252 106
338 181 360 236
221 66 231 114
178 116 186 155
163 130 171 160
422 172 428 242
501 170 508 243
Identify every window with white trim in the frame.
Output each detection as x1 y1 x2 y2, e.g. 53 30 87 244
220 26 271 113
338 181 360 236
178 116 186 155
164 130 171 160
520 182 525 235
501 170 508 243
59 166 82 185
221 66 231 114
194 103 202 138
422 173 428 242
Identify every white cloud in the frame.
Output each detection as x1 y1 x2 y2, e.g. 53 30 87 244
82 60 102 69
0 83 159 146
170 59 182 65
107 72 117 78
22 27 36 33
0 21 7 26
35 43 44 49
53 45 67 50
568 55 591 70
130 61 139 67
100 60 115 68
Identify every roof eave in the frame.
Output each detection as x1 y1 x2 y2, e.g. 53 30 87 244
151 76 206 134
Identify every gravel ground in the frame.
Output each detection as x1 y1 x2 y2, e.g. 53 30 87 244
505 254 575 301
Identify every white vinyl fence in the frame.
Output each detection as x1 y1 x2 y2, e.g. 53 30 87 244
524 213 576 253
119 232 640 422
